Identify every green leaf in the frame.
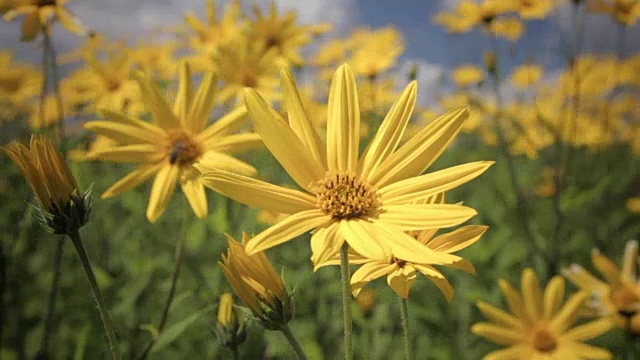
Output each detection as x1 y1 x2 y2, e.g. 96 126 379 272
150 305 214 353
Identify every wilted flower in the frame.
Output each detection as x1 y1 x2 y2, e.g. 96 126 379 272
4 136 90 235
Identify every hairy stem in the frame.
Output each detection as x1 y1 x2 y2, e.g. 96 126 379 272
279 322 308 360
340 245 353 359
399 297 413 360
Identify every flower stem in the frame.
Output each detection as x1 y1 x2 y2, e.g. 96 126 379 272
38 237 65 357
231 346 240 360
398 297 413 360
340 245 353 359
68 230 120 360
278 323 308 360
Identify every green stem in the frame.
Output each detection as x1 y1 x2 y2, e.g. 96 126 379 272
398 297 413 360
340 245 353 360
42 28 65 150
278 323 308 360
68 230 120 360
231 346 240 360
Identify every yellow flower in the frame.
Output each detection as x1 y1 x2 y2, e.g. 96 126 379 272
248 1 330 66
472 268 614 359
28 94 65 130
509 64 544 88
217 293 236 326
627 197 640 213
130 40 177 81
510 0 557 19
451 65 485 87
488 17 523 41
355 288 376 317
348 27 404 79
563 241 640 334
0 51 41 117
3 135 90 234
220 233 292 328
589 0 640 25
84 62 261 222
3 0 85 41
434 0 520 40
214 293 247 348
198 64 493 267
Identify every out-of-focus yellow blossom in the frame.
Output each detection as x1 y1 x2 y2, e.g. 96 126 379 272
348 27 404 79
619 54 640 86
509 64 544 88
130 40 177 81
3 136 90 234
183 0 244 72
440 93 492 133
68 135 117 162
84 62 261 222
29 94 63 130
451 65 485 87
248 2 331 66
561 55 618 97
220 233 292 328
589 0 640 25
359 77 398 115
508 0 557 19
214 38 281 104
256 209 288 225
627 197 640 213
355 289 376 317
0 51 41 118
313 38 349 68
473 268 614 359
564 241 640 335
434 0 522 40
2 0 85 41
502 102 555 158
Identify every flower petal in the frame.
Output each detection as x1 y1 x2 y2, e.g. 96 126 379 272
21 12 40 42
522 269 544 321
326 64 360 172
543 276 565 320
470 323 523 346
198 151 256 176
146 165 179 222
563 318 614 341
425 225 488 253
550 291 589 333
56 8 85 35
173 62 193 125
203 133 262 153
360 81 416 180
180 175 207 220
310 221 344 270
377 204 477 231
280 68 326 168
196 167 317 214
413 264 454 301
562 264 609 294
565 343 612 360
84 121 157 145
198 107 248 142
378 161 494 205
475 300 523 330
482 345 530 360
592 249 622 287
350 261 396 297
87 144 164 163
188 70 217 132
244 88 324 191
102 162 163 198
387 266 416 299
137 75 180 130
339 218 392 261
498 279 528 322
244 209 331 254
97 108 166 137
369 107 468 188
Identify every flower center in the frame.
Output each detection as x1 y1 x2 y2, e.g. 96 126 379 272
314 171 378 219
610 286 640 315
391 256 407 268
532 328 557 353
165 131 202 167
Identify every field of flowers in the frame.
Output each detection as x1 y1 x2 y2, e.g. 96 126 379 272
1 0 639 359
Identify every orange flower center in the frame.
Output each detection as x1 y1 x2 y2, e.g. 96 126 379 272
532 328 557 353
314 171 378 219
165 131 203 167
391 256 407 268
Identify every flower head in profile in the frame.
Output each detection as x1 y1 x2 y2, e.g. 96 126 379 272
214 293 247 349
197 64 493 268
589 0 640 25
84 62 261 222
472 268 614 359
451 65 485 88
509 64 544 89
4 136 90 234
563 241 640 335
434 0 522 41
220 233 293 329
2 0 85 41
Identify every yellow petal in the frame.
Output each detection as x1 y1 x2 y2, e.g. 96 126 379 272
350 261 396 297
387 266 416 299
87 144 164 163
482 345 530 360
244 209 331 254
21 11 41 42
55 8 85 35
360 81 416 180
181 176 207 220
521 269 544 321
562 264 608 294
339 218 392 261
102 163 163 198
196 167 317 214
499 279 528 323
413 264 453 301
188 70 217 132
243 88 324 191
84 121 157 145
470 323 523 346
97 108 166 137
369 107 468 188
146 165 179 222
426 225 488 253
377 204 477 231
378 161 494 205
198 151 256 176
543 276 565 320
198 107 248 141
566 343 612 360
326 64 360 172
550 291 589 333
280 68 326 168
203 133 262 153
310 221 344 270
476 300 523 330
173 62 193 124
137 75 180 130
622 241 639 283
592 249 622 287
563 318 614 341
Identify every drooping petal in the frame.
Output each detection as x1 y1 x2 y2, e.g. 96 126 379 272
146 165 180 222
369 107 468 188
350 261 397 297
244 209 331 254
180 175 208 220
378 161 494 205
359 81 416 180
377 204 477 231
413 264 454 301
203 133 262 153
188 70 217 132
326 64 360 172
280 68 326 167
244 89 324 191
55 8 85 35
622 241 638 282
543 276 565 320
195 167 317 214
425 225 488 253
339 218 392 261
198 151 256 176
102 162 163 198
310 221 344 270
87 144 164 163
21 12 40 42
387 266 416 299
173 62 193 125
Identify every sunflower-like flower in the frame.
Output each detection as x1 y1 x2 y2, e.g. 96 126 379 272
2 0 85 41
509 64 544 89
248 1 330 67
451 65 485 88
434 0 523 41
348 27 404 79
84 62 261 222
472 268 614 359
197 64 493 267
509 0 557 19
3 136 90 234
589 0 640 25
563 241 640 335
0 50 41 118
